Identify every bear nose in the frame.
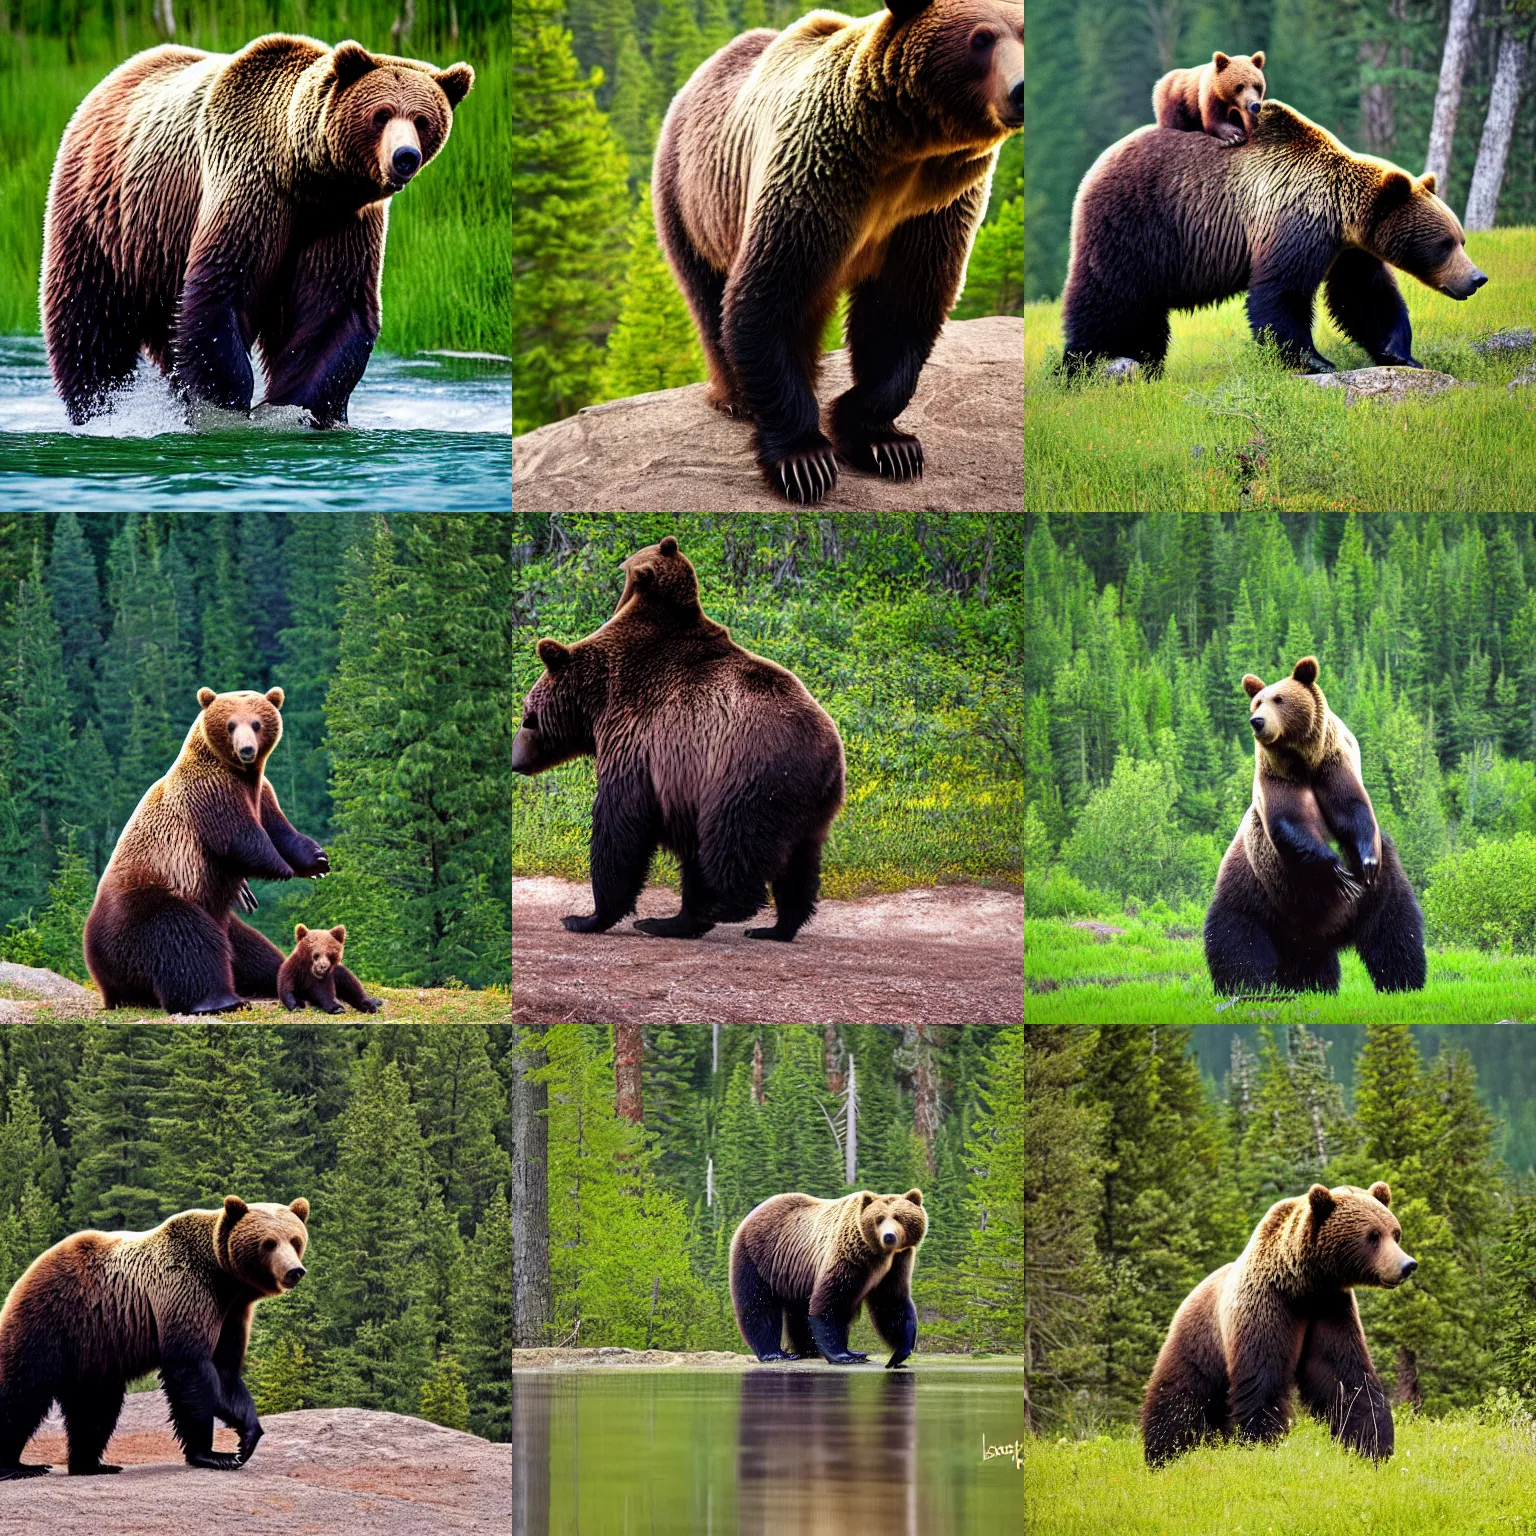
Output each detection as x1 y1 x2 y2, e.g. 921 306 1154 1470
1248 100 1261 114
238 743 257 762
882 1230 897 1247
1400 1257 1417 1278
392 144 421 180
1008 79 1022 118
285 1266 306 1287
1470 268 1488 290
1249 715 1265 734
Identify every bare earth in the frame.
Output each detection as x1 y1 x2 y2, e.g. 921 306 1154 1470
512 877 1022 1025
4 1393 509 1535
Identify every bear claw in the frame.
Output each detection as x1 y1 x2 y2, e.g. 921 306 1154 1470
765 441 838 504
842 430 923 481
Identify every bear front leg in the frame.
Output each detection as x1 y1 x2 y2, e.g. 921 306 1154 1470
807 1261 871 1364
1311 755 1382 886
1246 279 1335 372
332 965 383 1013
1297 1297 1393 1460
213 1314 262 1465
260 781 329 877
161 1348 243 1470
1226 1306 1301 1446
1324 249 1421 368
564 776 659 933
865 1250 918 1368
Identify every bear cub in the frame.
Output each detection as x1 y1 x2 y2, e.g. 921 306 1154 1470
1153 51 1266 143
277 925 381 1014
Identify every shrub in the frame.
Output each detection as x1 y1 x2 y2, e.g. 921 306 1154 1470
1423 836 1536 952
1025 865 1112 919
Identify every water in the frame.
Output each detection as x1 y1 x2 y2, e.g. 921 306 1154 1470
0 336 510 510
512 1364 1023 1535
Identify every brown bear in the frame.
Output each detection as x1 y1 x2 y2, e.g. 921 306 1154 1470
84 687 331 1015
730 1190 927 1366
1062 101 1487 376
1204 655 1426 994
653 0 1022 503
511 539 845 941
1153 51 1266 144
1141 1181 1414 1466
0 1195 309 1477
277 924 381 1014
42 35 473 426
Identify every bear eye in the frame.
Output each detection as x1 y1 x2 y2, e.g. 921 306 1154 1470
263 1238 277 1251
970 27 996 51
523 712 538 730
415 115 431 136
373 108 392 131
1368 1231 1380 1245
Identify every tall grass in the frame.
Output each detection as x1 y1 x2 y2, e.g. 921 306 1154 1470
1025 227 1536 512
0 18 508 353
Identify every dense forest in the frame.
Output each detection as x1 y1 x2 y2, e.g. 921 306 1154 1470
0 1019 512 1440
512 0 1024 432
1025 512 1536 952
1026 0 1536 300
513 513 1024 894
509 1024 1021 1355
0 513 511 989
1025 1023 1536 1436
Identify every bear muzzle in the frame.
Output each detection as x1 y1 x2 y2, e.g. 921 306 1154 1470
512 727 538 774
382 119 424 188
284 1265 306 1289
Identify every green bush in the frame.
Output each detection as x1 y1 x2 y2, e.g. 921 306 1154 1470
1423 836 1536 952
1025 864 1112 919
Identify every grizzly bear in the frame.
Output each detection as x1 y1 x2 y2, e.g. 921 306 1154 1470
1142 1181 1414 1465
512 539 845 941
1204 655 1426 994
731 1190 927 1366
654 0 1022 502
84 687 331 1015
1153 51 1266 144
0 1195 309 1477
278 924 380 1014
42 36 473 426
1062 101 1487 376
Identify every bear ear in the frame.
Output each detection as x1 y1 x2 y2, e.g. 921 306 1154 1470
859 1191 876 1209
332 40 378 88
659 536 679 556
1292 656 1319 686
1251 51 1265 70
904 1189 923 1206
289 1198 310 1222
537 638 572 671
1374 170 1415 221
1242 674 1265 699
330 925 346 942
1419 171 1437 195
1213 51 1231 70
265 687 285 709
884 0 933 21
435 62 474 108
295 924 309 940
1307 1184 1335 1221
197 687 217 709
1370 1181 1392 1208
223 1195 249 1222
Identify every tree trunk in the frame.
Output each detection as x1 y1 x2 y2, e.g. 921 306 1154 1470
913 1025 938 1173
153 0 175 35
752 1037 764 1104
1144 0 1182 73
1424 0 1479 193
824 1024 844 1093
1392 1345 1422 1408
615 1024 644 1124
1465 32 1530 231
511 1027 550 1347
1359 40 1395 151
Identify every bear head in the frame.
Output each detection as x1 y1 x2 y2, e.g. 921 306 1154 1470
292 924 346 978
1211 51 1266 137
613 536 703 619
216 1195 311 1295
323 40 474 199
513 639 598 776
856 1189 928 1256
1302 1181 1416 1289
886 0 1023 137
1362 169 1487 300
1242 656 1326 759
197 687 285 771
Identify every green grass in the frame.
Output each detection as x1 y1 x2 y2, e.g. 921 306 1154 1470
1025 914 1536 1022
1027 1417 1536 1536
0 25 509 354
1025 228 1536 511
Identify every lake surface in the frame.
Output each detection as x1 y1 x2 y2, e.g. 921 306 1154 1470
511 1364 1022 1535
0 336 510 510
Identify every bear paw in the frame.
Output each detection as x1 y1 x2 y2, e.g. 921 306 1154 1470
68 1462 122 1475
0 1464 50 1479
839 428 923 482
185 1450 245 1471
561 913 614 934
708 386 751 419
762 437 838 504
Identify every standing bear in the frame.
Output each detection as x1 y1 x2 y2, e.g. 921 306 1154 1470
512 538 845 941
84 687 331 1014
1204 656 1427 994
1142 1181 1414 1465
42 35 473 425
731 1189 928 1366
654 0 1022 502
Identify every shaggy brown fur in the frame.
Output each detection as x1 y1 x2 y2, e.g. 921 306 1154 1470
1061 100 1487 377
1142 1182 1414 1466
84 687 330 1014
41 35 472 426
1152 51 1266 144
731 1190 927 1365
511 539 845 941
0 1196 309 1477
1205 655 1426 994
653 0 1021 503
278 924 380 1014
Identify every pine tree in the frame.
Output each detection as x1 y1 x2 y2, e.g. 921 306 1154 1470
764 1027 839 1197
419 1352 471 1430
461 1184 513 1439
200 518 262 690
237 513 290 683
1356 1023 1427 1169
46 510 103 733
608 27 662 182
650 0 706 96
67 1023 169 1229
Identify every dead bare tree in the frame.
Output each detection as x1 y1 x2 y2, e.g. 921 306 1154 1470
1424 0 1480 193
1144 0 1183 73
153 0 176 36
1465 26 1531 230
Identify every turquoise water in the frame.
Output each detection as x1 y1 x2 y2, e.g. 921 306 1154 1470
512 1364 1023 1535
0 337 510 510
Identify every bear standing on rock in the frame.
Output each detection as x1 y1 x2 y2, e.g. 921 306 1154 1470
42 35 473 425
1142 1181 1414 1465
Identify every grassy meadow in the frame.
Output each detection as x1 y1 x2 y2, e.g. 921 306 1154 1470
0 18 509 355
1027 1417 1536 1536
1025 914 1536 1023
1025 228 1536 511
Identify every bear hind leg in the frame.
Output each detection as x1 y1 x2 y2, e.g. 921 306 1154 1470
746 835 822 942
93 891 241 1014
1203 894 1282 994
1351 862 1427 993
634 856 717 939
43 230 142 425
0 1383 54 1477
731 1249 792 1362
783 1302 816 1360
1274 942 1342 994
227 916 285 998
61 1383 124 1475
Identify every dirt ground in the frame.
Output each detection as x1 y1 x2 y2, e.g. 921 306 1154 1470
4 1392 509 1535
512 877 1022 1024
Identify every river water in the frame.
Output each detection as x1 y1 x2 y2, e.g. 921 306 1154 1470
511 1363 1022 1535
0 337 510 510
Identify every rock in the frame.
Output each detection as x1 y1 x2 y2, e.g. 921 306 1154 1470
1510 364 1536 393
1474 328 1536 356
1300 366 1461 406
512 316 1023 512
1069 921 1125 942
1101 357 1141 382
0 963 94 1000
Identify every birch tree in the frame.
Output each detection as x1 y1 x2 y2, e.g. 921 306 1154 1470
1424 0 1480 193
1465 28 1532 231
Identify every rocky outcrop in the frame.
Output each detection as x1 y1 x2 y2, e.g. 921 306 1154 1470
1299 366 1463 405
512 316 1023 512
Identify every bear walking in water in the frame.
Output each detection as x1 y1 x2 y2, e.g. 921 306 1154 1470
1142 1182 1413 1465
731 1190 927 1366
512 538 845 942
